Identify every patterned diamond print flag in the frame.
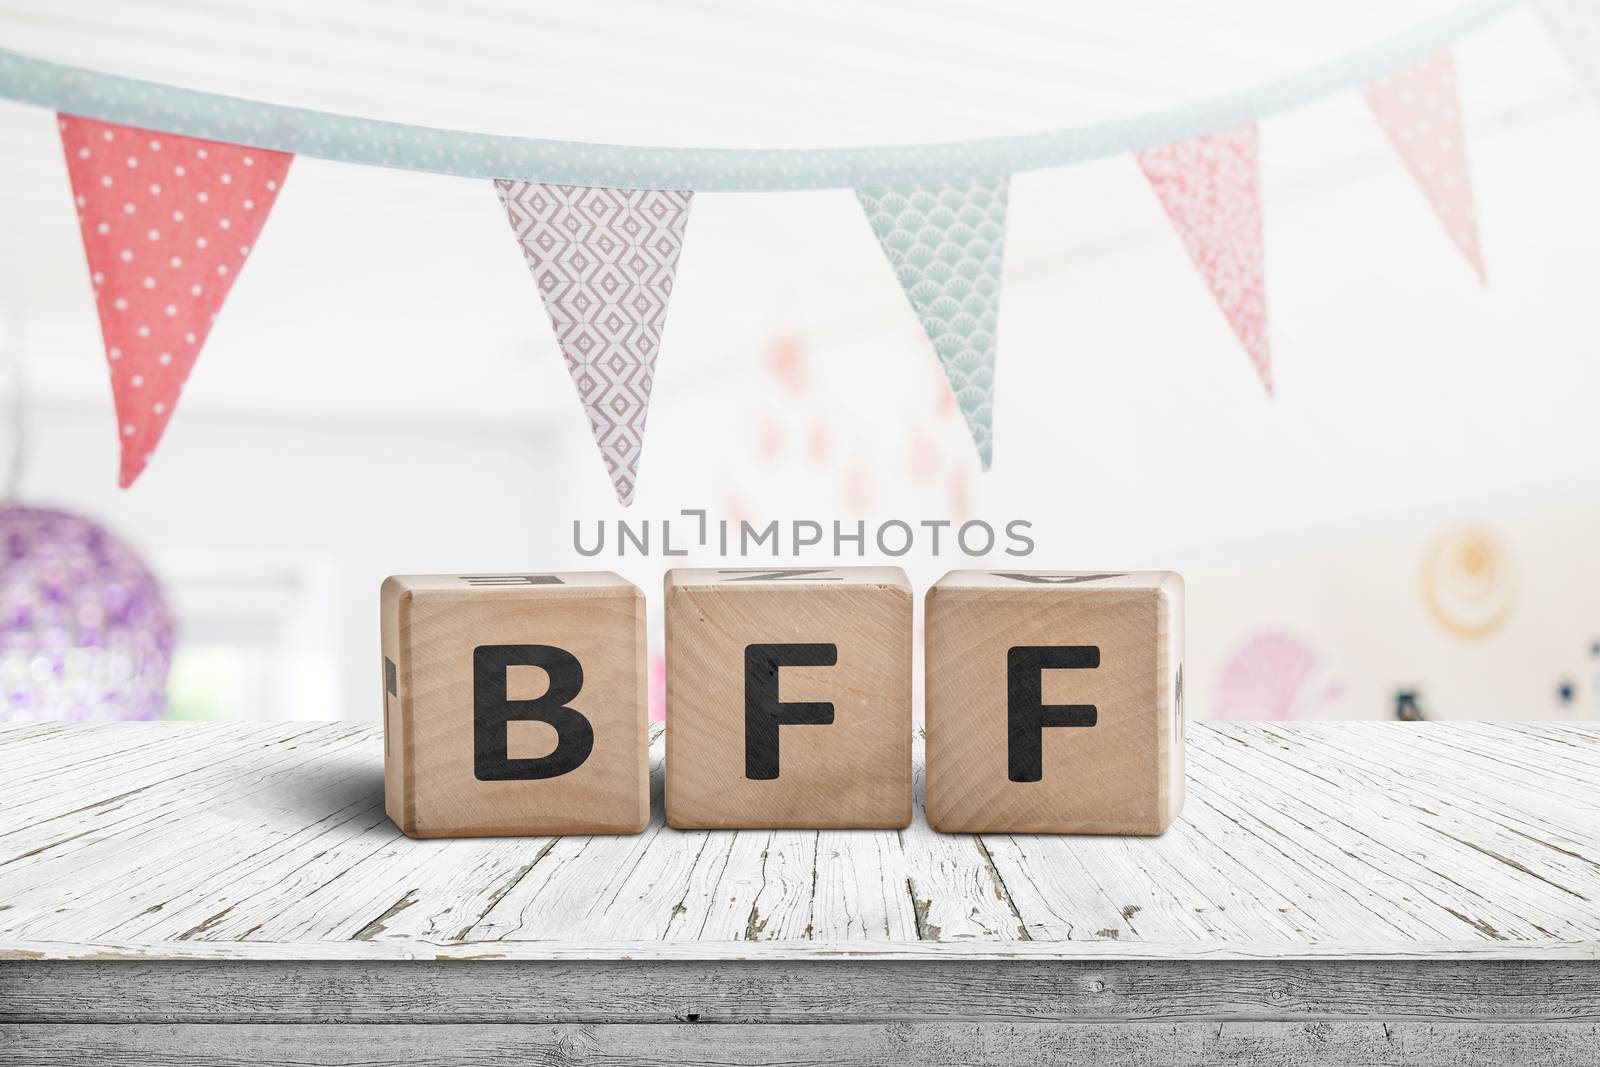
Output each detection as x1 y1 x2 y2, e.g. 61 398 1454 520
1533 0 1600 102
1365 51 1485 282
857 178 1008 470
1138 125 1272 395
495 181 692 506
58 114 292 486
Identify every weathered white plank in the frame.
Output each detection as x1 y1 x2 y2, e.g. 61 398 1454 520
656 830 740 940
8 958 1597 1024
0 723 336 836
1202 727 1600 940
1182 735 1478 942
0 722 1597 963
29 775 390 944
5 1020 1598 1067
371 725 669 944
462 743 680 942
1257 725 1600 903
2 933 1597 962
810 828 919 941
0 727 369 933
675 829 818 941
898 756 1029 941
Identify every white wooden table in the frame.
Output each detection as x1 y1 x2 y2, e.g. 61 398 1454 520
0 720 1596 1065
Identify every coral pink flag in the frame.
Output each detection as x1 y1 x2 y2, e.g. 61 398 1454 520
1137 125 1272 395
1364 51 1485 282
58 114 292 486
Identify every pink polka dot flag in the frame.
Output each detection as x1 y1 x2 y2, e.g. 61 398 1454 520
58 114 292 487
1137 124 1272 396
1364 51 1485 283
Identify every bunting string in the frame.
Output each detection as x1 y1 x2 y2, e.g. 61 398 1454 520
0 0 1518 192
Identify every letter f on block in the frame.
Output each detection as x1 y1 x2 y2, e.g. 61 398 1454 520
1007 646 1099 782
744 643 837 780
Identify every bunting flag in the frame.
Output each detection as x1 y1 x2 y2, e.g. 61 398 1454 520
495 181 692 506
857 179 1008 470
1533 0 1600 101
1364 52 1485 282
1137 125 1272 395
58 114 291 486
4 4 1540 495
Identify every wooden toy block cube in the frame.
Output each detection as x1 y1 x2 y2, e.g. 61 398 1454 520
925 570 1184 835
664 567 913 830
380 572 648 838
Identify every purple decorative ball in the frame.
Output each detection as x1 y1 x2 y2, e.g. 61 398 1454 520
0 504 174 721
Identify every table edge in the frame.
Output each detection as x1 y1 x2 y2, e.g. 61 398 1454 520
3 939 1597 963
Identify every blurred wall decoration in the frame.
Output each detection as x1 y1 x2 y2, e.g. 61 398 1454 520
1212 631 1345 721
1185 504 1600 723
1422 526 1516 639
0 503 172 721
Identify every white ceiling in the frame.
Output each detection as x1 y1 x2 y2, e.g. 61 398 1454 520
0 1 1493 145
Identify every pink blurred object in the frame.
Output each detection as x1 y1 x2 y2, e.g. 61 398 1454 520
1214 630 1344 721
841 464 875 513
756 415 785 464
1364 51 1485 282
808 418 832 464
648 653 666 723
769 335 809 395
0 504 174 721
721 490 751 524
948 472 971 521
907 429 942 482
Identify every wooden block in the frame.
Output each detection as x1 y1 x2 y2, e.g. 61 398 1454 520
380 572 648 838
925 570 1184 835
664 567 913 830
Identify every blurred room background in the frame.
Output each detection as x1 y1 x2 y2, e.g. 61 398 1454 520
1 0 1596 725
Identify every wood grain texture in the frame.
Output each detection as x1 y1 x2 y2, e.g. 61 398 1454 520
6 960 1598 1024
663 567 913 830
925 570 1184 834
381 571 648 838
0 721 1596 962
4 721 1596 1063
4 1021 1598 1067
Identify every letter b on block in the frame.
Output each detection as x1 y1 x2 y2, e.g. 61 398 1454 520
473 645 592 781
381 573 649 838
664 568 913 829
925 571 1185 835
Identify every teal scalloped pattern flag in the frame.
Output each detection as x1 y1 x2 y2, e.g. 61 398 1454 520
857 178 1008 469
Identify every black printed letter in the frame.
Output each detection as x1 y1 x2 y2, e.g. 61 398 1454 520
744 643 837 779
473 645 593 780
1007 646 1098 782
